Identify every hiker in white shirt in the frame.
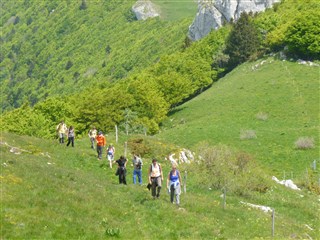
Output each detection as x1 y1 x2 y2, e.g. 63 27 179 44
148 158 163 199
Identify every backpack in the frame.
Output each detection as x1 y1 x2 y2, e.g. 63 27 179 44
150 163 161 175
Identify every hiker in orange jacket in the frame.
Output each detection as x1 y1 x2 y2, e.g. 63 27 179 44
96 131 106 160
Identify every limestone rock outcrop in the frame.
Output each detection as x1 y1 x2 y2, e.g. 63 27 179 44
132 0 160 20
188 0 280 41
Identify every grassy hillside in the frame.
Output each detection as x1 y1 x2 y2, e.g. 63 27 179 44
1 131 319 239
1 58 319 239
159 58 320 177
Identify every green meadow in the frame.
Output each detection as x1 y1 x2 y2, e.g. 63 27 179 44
1 58 319 239
159 58 320 177
152 0 198 21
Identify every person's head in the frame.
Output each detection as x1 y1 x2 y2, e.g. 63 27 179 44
152 158 157 165
172 164 177 170
98 131 102 135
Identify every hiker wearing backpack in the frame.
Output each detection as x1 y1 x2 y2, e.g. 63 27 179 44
88 127 97 149
106 144 115 168
56 121 68 144
148 159 163 199
95 131 106 160
115 156 127 185
132 154 143 185
166 164 182 205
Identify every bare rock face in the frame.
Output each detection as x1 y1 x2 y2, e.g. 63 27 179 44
132 0 160 20
188 0 280 41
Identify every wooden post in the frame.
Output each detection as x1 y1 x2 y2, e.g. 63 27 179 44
312 160 316 171
183 171 187 194
115 125 118 143
124 141 127 158
223 188 226 209
272 208 275 237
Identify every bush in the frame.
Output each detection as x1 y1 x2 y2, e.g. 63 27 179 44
191 144 269 196
295 137 314 149
256 112 268 121
240 130 257 140
285 9 320 60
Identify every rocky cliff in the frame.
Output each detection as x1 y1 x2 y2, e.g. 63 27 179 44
188 0 280 41
132 0 160 20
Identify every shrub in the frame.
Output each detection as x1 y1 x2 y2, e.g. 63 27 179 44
256 112 268 121
191 144 269 196
240 130 257 140
285 9 320 60
295 137 314 149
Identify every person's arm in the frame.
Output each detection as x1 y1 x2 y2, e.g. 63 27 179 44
148 165 151 184
160 164 164 181
166 172 170 189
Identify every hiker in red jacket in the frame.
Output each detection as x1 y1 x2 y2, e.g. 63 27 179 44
95 131 106 160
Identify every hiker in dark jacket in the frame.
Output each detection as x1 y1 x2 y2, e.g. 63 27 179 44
115 156 127 185
66 126 75 147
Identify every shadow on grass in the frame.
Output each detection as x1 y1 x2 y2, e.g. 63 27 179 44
168 107 186 117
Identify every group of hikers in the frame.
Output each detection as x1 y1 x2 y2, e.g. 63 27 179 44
56 121 75 147
56 122 183 205
112 155 182 205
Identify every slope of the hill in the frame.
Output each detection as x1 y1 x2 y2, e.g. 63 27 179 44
1 132 319 239
158 58 320 177
0 0 193 110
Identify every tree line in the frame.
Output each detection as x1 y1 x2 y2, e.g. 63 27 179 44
1 0 319 138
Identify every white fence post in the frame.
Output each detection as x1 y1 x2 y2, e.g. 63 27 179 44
115 125 118 143
222 187 226 209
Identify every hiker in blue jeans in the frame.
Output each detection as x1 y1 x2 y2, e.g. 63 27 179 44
132 154 143 185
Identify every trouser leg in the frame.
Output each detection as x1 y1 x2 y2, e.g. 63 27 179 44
138 170 142 184
151 179 157 197
170 185 175 203
133 170 136 184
